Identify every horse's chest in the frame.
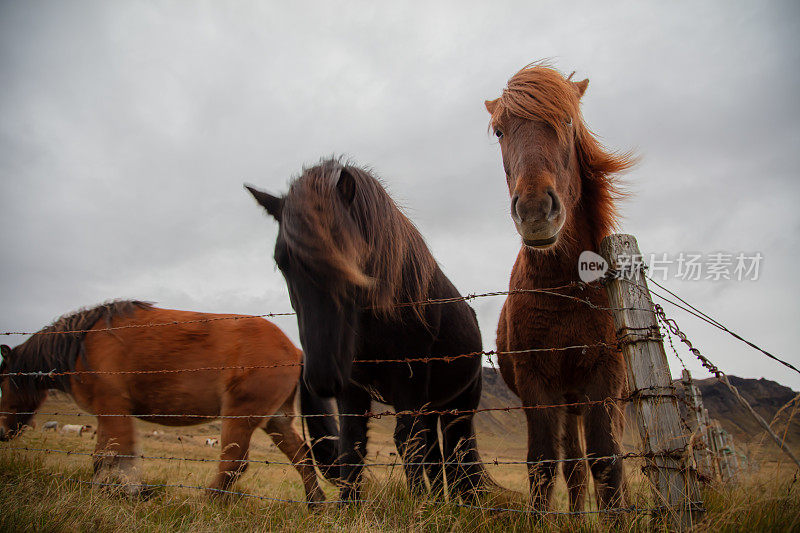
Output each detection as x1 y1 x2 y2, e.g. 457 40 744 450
504 297 615 374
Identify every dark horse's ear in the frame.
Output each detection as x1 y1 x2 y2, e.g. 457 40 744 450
0 344 10 360
484 98 498 115
572 79 589 99
245 185 283 221
336 167 357 205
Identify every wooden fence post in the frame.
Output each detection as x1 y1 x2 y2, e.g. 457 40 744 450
711 421 732 481
703 409 723 480
681 369 714 481
715 424 739 481
600 234 703 530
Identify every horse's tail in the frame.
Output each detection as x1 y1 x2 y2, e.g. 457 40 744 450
299 376 342 484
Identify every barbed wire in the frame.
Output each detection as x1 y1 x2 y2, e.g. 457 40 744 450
0 343 617 379
645 276 799 376
455 501 706 517
0 385 677 422
652 302 800 469
0 397 648 422
2 445 690 468
0 283 654 338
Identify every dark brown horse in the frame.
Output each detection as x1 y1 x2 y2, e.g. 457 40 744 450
485 64 635 511
0 300 323 506
247 159 490 502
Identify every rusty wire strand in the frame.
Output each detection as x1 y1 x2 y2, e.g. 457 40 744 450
0 342 619 378
0 282 652 338
0 389 666 421
2 445 689 468
645 276 799 376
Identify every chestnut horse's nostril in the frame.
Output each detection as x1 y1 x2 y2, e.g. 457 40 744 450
511 194 520 220
546 189 561 221
513 188 562 224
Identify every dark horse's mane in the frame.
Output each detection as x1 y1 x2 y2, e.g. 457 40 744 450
488 63 636 248
281 158 437 315
3 300 152 393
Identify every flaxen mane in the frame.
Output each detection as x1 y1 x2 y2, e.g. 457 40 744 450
488 63 635 246
280 159 437 315
5 300 152 392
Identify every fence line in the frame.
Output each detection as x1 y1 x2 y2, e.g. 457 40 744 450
0 343 617 379
4 235 796 527
652 301 800 469
0 283 656 338
0 385 682 421
646 275 800 376
4 445 691 468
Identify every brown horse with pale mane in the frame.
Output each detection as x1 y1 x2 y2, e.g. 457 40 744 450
485 64 635 511
0 300 323 506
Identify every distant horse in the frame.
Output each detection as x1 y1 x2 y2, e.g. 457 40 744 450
485 64 635 511
0 300 323 506
247 159 490 501
60 424 90 436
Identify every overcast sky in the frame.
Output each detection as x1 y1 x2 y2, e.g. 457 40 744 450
1 1 799 390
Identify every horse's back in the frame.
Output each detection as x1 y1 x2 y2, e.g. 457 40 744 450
74 307 301 420
83 306 298 366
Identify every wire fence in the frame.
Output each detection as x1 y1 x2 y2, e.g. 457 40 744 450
0 273 790 519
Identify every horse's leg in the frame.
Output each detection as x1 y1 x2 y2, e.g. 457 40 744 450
264 397 325 509
210 416 255 494
421 413 444 495
584 401 625 509
393 413 430 495
562 412 588 512
337 385 371 502
92 415 141 496
520 388 563 511
439 379 484 502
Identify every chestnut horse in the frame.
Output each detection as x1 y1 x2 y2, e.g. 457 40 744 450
485 64 634 511
247 158 490 502
0 300 323 506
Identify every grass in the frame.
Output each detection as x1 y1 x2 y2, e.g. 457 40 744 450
1 395 799 532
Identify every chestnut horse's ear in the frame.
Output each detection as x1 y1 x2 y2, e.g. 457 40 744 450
336 167 357 205
572 79 589 99
484 98 499 115
245 185 283 221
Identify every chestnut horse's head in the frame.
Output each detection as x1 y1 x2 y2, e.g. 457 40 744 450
485 64 633 251
0 344 47 441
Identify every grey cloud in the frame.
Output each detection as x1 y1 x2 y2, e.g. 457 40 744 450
1 1 798 388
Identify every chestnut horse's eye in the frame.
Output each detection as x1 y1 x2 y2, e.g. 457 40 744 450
494 129 503 139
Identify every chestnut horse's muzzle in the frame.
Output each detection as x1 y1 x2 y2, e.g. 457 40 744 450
511 187 565 248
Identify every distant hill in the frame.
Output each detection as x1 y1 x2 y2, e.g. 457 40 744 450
478 369 800 450
475 367 525 441
676 375 800 447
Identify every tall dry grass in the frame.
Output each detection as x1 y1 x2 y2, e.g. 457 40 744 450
1 395 798 531
1 443 798 531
